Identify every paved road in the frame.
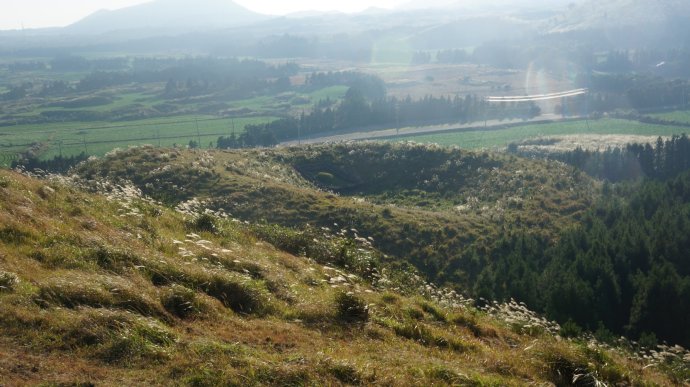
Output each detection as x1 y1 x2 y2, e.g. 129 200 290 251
280 114 580 146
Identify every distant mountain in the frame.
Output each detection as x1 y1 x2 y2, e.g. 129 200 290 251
547 0 690 47
398 0 573 14
550 0 690 32
65 0 268 35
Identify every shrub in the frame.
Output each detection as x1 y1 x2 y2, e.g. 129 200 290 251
335 292 369 323
638 332 658 349
188 213 217 233
560 319 583 338
315 171 335 185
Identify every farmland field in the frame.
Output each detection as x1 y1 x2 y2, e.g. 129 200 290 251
0 115 276 165
393 118 690 149
648 109 690 124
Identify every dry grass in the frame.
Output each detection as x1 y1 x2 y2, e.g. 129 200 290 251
0 168 682 385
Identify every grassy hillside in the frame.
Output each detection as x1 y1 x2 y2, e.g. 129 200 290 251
0 168 684 385
73 143 596 288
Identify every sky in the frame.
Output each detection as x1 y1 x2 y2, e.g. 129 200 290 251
0 0 409 30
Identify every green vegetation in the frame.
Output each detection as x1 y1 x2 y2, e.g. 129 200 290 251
395 118 690 149
0 167 683 385
70 141 690 350
649 109 690 124
0 115 276 165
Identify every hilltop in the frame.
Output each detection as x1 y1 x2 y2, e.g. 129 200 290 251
0 162 686 385
65 0 267 35
73 143 597 287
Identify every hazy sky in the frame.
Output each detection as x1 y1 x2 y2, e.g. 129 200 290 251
1 0 408 30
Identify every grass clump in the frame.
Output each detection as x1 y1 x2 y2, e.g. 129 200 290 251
160 285 208 319
202 274 271 315
380 318 471 352
335 292 369 323
320 358 365 385
424 365 474 385
0 225 32 244
36 274 169 320
98 319 175 365
451 312 491 338
419 301 447 322
0 271 19 292
88 246 142 273
538 343 598 386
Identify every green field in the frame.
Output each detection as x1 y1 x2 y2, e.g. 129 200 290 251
0 115 276 165
648 109 690 124
394 118 690 149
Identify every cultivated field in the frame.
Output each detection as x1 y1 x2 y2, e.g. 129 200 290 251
648 109 690 124
394 118 690 149
0 115 276 166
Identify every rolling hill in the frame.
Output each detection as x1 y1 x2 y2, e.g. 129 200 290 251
1 158 686 385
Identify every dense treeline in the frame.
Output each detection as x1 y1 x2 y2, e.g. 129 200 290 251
472 171 690 347
219 88 540 147
6 57 299 101
582 74 690 113
77 57 298 96
304 71 386 100
512 135 690 182
11 153 89 174
476 137 690 346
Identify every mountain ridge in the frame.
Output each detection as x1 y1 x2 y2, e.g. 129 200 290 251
65 0 268 35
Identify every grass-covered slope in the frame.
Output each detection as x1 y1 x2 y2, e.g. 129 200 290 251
0 169 683 385
74 142 596 287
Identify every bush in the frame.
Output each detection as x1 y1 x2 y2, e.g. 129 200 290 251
335 292 369 323
560 319 583 338
315 171 335 185
638 332 658 349
188 213 217 233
